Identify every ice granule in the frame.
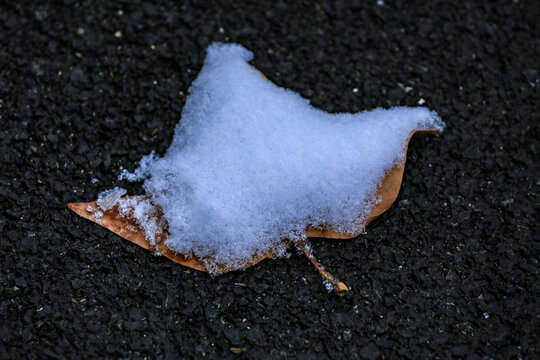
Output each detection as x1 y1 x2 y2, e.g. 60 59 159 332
114 43 444 272
86 203 103 223
94 210 104 224
96 187 126 211
116 196 164 247
323 280 334 293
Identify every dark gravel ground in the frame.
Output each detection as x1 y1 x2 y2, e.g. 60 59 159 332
1 0 538 359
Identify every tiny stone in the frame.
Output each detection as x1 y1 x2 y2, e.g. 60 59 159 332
360 343 380 359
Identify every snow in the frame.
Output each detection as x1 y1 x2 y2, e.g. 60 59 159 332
108 43 443 272
96 187 126 211
116 196 164 246
95 188 164 246
323 280 334 293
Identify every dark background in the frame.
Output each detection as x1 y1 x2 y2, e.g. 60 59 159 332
1 0 538 359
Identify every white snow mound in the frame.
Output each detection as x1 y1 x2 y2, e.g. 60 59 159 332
106 43 444 272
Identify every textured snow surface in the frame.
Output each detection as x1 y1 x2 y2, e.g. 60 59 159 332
113 43 444 272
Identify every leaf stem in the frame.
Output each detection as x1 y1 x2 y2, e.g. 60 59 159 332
295 240 348 296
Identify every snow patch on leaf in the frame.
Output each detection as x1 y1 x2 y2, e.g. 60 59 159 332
94 43 444 273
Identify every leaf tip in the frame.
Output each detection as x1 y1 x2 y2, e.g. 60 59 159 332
66 202 83 214
66 202 91 217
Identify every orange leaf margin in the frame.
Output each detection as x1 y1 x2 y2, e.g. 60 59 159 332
67 200 277 273
67 129 438 273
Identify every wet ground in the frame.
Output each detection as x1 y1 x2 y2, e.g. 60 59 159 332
1 1 538 358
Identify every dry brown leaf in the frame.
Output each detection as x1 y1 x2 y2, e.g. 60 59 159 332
67 66 439 294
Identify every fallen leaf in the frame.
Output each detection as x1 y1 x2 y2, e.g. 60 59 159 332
68 46 442 295
68 128 438 291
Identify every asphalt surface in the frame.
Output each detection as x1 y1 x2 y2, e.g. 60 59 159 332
1 1 538 359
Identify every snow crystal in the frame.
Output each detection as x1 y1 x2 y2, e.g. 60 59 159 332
116 43 444 272
96 187 126 211
116 196 164 246
94 210 104 223
96 187 164 245
323 280 334 293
